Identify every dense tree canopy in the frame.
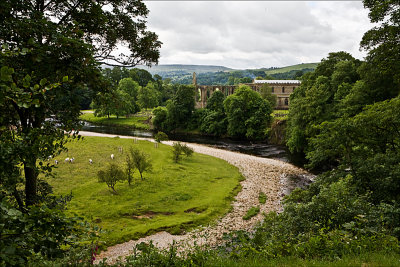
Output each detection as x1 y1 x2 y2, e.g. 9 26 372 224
286 52 361 158
224 85 272 140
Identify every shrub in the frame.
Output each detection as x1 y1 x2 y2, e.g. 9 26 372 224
258 192 267 204
243 206 260 220
154 131 168 143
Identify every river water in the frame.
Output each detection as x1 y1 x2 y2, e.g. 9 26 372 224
81 122 302 165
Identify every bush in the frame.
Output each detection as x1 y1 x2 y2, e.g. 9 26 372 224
258 192 267 204
154 131 168 143
243 206 260 220
0 197 97 266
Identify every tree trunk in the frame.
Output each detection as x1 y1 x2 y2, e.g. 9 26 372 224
140 172 143 180
24 163 37 206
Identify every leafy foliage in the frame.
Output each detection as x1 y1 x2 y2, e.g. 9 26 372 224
128 147 153 180
224 85 273 140
97 163 126 193
154 131 169 143
172 142 194 163
243 206 260 220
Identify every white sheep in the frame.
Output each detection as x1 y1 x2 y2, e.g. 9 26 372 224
111 154 114 160
70 157 75 163
89 159 93 164
65 157 70 163
54 160 58 165
47 155 52 161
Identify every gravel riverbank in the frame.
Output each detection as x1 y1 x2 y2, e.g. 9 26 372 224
77 131 309 264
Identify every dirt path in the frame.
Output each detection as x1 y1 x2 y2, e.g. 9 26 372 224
78 131 308 264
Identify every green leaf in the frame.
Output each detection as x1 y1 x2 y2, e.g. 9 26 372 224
40 78 47 86
62 76 69 82
24 74 31 82
21 48 29 55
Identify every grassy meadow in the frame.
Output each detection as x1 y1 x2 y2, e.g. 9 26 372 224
264 62 319 75
46 136 242 248
80 110 150 130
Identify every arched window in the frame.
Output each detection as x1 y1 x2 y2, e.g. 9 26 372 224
271 87 274 93
282 87 285 93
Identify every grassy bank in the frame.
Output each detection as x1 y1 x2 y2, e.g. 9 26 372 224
46 136 243 248
79 110 151 130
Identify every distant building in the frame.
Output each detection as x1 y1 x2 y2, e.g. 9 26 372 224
194 72 300 109
250 80 301 109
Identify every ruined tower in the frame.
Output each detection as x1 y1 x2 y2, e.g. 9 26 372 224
193 72 197 86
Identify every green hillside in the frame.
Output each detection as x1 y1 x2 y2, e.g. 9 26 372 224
265 63 319 75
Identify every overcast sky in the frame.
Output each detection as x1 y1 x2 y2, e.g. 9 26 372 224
143 1 375 69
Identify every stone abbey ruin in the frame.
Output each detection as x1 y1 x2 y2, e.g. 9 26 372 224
192 72 300 110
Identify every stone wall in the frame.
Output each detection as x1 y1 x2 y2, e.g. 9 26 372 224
195 81 300 109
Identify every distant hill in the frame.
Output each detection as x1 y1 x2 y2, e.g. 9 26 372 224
264 63 319 75
122 63 320 85
136 64 232 75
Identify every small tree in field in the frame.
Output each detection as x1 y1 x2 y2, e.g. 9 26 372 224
154 131 169 148
97 163 126 193
129 147 153 180
172 142 194 163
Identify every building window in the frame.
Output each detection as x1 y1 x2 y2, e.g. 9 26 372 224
271 87 274 93
284 98 289 106
282 87 285 93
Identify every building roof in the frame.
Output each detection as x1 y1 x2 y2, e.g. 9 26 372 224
253 80 301 84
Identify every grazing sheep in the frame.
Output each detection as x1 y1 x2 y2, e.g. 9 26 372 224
54 160 58 165
65 157 70 163
70 157 75 163
111 154 114 160
47 155 52 161
89 159 93 164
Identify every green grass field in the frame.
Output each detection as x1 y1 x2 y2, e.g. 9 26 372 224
46 136 243 248
265 63 319 75
79 111 150 130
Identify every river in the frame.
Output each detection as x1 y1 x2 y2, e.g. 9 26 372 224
81 121 304 166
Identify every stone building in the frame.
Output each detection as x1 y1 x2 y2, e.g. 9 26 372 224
250 80 301 109
193 72 301 109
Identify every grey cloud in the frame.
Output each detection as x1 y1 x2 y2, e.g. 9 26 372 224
145 1 374 69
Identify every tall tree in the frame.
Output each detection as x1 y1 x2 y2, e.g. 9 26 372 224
224 85 272 140
0 0 161 206
361 0 400 97
286 52 361 157
138 81 159 109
